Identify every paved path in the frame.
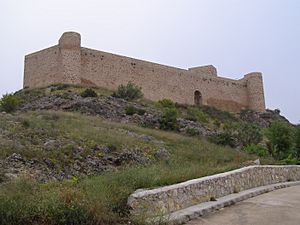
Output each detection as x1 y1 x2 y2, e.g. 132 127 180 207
186 185 300 225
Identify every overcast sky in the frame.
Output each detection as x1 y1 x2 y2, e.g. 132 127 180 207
1 0 299 123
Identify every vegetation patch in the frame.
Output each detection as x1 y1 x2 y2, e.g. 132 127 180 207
159 108 179 131
80 88 98 98
155 99 175 108
0 86 298 224
243 144 269 157
112 82 143 101
125 105 146 116
185 106 209 123
0 109 259 224
0 93 21 113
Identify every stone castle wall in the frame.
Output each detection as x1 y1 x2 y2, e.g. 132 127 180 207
127 165 300 216
24 46 60 87
24 32 266 112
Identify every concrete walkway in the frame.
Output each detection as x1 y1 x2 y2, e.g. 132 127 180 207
186 185 300 225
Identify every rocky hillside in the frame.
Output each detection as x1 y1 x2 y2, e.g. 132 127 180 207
0 84 297 225
0 85 292 183
0 110 168 182
17 85 290 131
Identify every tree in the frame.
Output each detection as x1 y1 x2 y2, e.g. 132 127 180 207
294 125 300 158
237 123 262 147
266 121 294 159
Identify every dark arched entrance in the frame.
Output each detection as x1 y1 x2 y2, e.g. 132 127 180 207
194 90 202 106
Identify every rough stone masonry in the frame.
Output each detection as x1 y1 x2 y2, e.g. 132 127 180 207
127 165 300 217
24 31 266 113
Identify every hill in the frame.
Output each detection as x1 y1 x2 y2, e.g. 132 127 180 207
0 84 298 225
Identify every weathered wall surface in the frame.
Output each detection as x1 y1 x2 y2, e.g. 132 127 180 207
58 32 82 85
24 46 60 88
127 165 300 216
80 48 253 112
244 73 266 111
24 32 266 112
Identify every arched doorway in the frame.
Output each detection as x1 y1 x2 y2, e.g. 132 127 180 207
194 90 202 106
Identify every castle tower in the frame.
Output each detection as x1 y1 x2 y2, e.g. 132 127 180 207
244 72 266 112
58 32 81 84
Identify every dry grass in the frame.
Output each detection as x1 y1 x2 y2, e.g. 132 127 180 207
0 110 262 225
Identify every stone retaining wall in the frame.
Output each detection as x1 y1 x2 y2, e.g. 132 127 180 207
127 165 300 216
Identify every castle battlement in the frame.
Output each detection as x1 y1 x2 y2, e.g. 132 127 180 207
24 31 266 112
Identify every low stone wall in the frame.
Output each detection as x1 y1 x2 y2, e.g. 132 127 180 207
127 165 300 216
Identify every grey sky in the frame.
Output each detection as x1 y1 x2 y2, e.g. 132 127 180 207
1 0 299 123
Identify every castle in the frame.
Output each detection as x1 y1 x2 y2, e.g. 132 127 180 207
24 32 266 113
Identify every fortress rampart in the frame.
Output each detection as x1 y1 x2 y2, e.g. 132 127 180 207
24 32 266 112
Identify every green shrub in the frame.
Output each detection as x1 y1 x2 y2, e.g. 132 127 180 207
281 154 300 165
136 108 146 116
0 93 21 113
223 122 239 131
125 106 145 116
209 133 237 148
237 123 262 147
243 144 269 157
209 122 241 147
21 120 30 128
51 84 70 91
201 106 238 123
186 107 208 123
266 121 294 160
125 106 137 115
186 128 200 136
155 99 175 108
80 88 98 98
213 119 221 128
112 82 143 101
159 108 179 131
60 92 73 100
294 125 300 158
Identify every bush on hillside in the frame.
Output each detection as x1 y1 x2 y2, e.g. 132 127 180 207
125 105 145 116
243 144 269 157
209 132 237 148
201 105 238 123
237 123 262 147
0 93 21 113
281 154 300 165
266 121 294 160
112 82 143 101
50 84 70 91
294 125 300 158
80 88 98 98
213 119 221 128
159 108 179 131
209 122 240 147
155 99 175 108
185 107 209 123
186 128 200 136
